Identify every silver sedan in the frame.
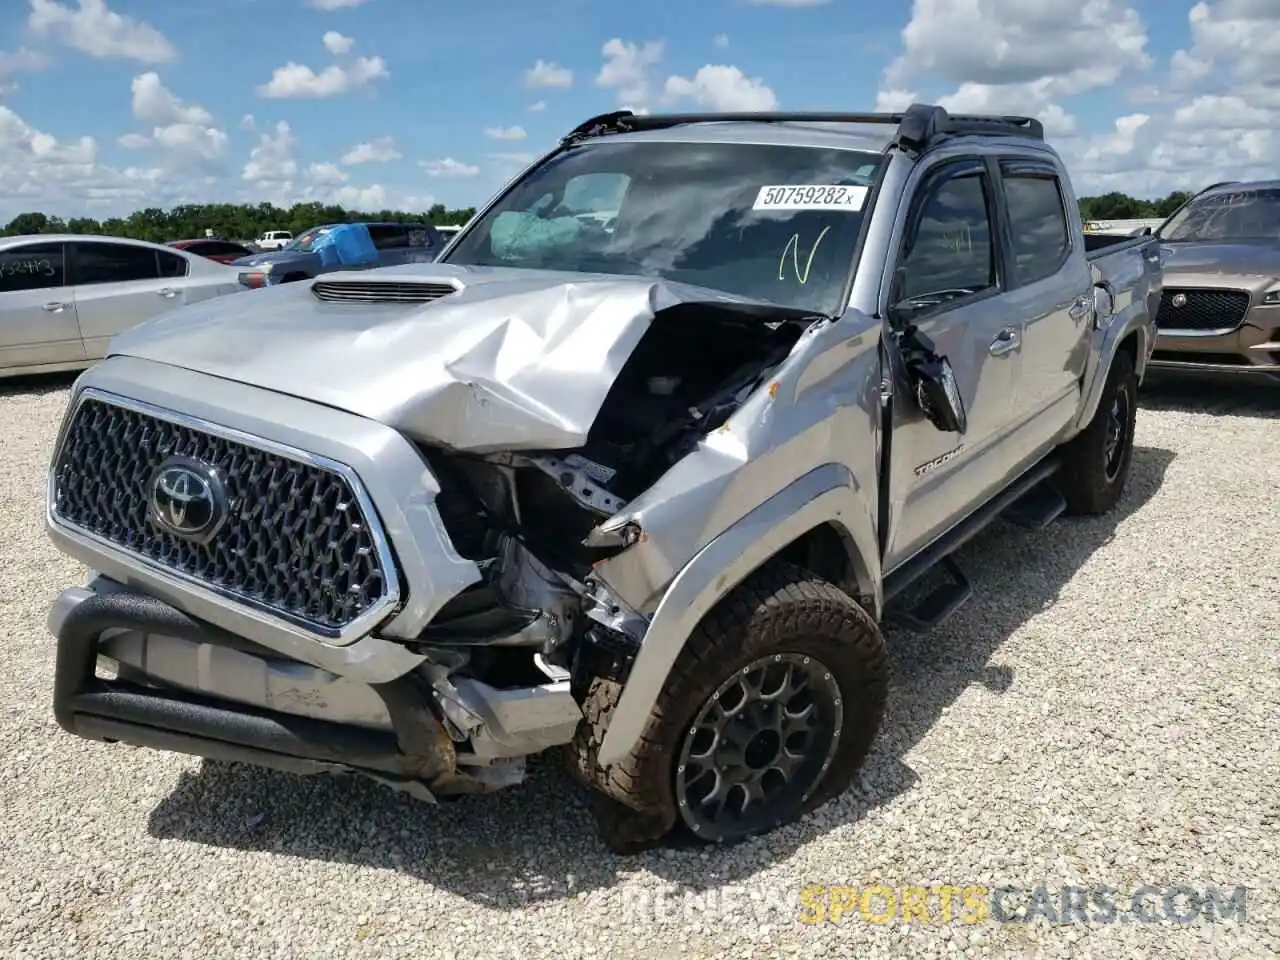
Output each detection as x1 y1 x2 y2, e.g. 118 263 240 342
0 234 245 379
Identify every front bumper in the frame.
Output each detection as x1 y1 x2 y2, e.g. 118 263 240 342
49 584 456 793
1151 313 1280 376
48 581 584 790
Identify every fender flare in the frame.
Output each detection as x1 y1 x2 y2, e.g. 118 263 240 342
595 463 880 767
1073 314 1150 433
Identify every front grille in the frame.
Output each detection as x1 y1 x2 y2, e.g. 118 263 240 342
1155 288 1251 331
312 279 457 303
51 397 394 635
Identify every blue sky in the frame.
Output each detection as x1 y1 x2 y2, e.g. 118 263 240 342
0 0 1273 219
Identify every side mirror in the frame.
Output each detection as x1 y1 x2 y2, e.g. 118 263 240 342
913 353 968 434
1092 284 1114 329
899 326 967 434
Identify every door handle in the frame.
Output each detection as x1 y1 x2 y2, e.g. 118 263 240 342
43 301 66 312
989 327 1020 356
1068 296 1090 320
157 287 178 298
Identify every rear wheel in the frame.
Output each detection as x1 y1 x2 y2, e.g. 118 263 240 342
568 561 888 853
1056 349 1138 515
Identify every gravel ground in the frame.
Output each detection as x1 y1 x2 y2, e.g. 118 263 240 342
1 373 1277 959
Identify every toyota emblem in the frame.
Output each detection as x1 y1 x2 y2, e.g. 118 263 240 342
148 457 229 543
1171 293 1187 308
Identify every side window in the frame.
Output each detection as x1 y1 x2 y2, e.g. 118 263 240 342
73 243 161 285
158 250 188 278
368 225 410 250
405 227 434 248
0 242 66 293
1002 171 1070 284
898 168 995 304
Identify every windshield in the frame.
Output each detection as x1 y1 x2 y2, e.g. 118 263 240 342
1160 188 1280 242
443 139 885 315
286 226 333 251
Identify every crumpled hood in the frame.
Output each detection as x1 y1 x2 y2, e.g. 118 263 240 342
105 262 786 452
1159 241 1280 279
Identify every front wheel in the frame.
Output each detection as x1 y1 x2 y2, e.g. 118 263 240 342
569 561 889 852
1056 349 1138 515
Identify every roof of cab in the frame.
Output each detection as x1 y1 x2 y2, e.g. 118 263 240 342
592 120 899 154
558 105 1047 158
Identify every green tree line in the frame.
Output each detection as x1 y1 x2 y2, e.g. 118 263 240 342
1079 190 1191 222
0 201 478 245
0 189 1194 243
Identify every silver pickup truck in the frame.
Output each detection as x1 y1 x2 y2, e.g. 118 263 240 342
44 104 1162 853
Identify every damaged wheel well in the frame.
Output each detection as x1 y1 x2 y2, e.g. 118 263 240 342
775 522 873 610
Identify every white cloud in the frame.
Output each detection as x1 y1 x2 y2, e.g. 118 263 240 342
884 0 1151 95
713 34 729 49
258 55 387 98
868 0 1280 197
523 59 573 88
332 183 386 208
242 120 298 186
306 161 348 185
307 0 368 8
597 38 665 109
0 105 96 165
122 73 227 164
341 135 401 164
0 46 48 93
28 0 177 64
240 113 255 131
596 37 777 115
528 100 547 113
131 72 212 126
485 125 527 140
151 123 228 162
420 157 480 177
664 65 779 111
322 31 354 55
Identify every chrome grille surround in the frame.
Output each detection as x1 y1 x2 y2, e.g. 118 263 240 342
47 388 402 644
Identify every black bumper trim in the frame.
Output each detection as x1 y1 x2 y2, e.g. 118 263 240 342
52 590 454 784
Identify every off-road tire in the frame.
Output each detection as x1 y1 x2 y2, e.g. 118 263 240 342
566 560 889 854
1056 349 1138 516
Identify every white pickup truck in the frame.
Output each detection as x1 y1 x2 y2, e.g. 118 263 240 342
254 230 293 251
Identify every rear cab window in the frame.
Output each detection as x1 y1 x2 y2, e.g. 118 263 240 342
999 161 1072 285
0 242 66 292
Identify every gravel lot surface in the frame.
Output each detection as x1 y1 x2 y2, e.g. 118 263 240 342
1 373 1277 959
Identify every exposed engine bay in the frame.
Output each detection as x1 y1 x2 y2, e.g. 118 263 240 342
411 302 813 698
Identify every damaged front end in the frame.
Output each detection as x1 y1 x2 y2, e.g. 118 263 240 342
403 296 813 756
48 271 817 803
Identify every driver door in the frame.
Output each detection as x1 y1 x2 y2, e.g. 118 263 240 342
882 157 1021 569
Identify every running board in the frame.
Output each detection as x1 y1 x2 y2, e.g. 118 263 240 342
886 555 972 631
883 454 1061 607
1001 481 1067 530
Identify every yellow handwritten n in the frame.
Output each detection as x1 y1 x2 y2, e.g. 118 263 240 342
778 225 831 284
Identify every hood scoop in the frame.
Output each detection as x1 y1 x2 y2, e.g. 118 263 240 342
311 277 462 304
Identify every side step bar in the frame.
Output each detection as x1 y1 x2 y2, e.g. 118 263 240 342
883 456 1061 629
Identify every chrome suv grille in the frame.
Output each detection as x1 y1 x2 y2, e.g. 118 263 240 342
1155 288 1251 332
50 396 396 636
311 279 457 303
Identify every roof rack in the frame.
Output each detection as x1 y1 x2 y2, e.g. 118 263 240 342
560 103 1045 152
